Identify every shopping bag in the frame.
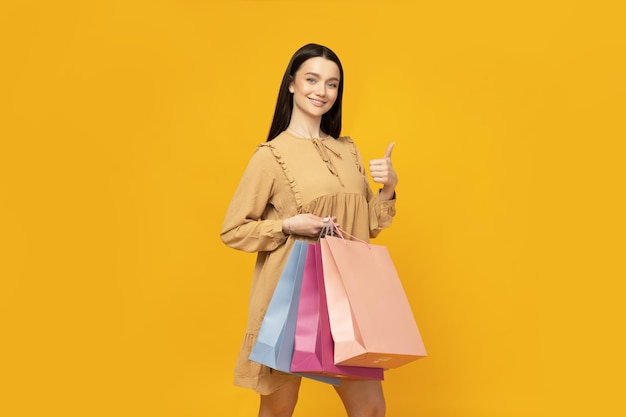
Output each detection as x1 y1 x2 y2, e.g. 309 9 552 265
291 243 384 380
321 233 427 368
249 240 340 385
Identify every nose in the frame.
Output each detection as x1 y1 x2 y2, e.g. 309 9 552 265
315 83 326 97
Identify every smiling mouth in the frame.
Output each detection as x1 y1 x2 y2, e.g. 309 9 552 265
308 98 326 106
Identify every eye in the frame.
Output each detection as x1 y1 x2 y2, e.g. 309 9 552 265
306 78 316 83
328 83 338 89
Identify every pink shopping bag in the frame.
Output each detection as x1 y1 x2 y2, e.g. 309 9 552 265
320 233 427 368
291 243 384 380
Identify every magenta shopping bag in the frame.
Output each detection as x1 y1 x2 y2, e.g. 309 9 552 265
249 240 339 385
291 243 383 380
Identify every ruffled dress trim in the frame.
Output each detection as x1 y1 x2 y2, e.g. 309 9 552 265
343 136 371 189
265 134 367 190
258 142 304 212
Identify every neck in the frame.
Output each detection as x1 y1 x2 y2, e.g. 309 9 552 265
287 120 326 139
287 108 327 138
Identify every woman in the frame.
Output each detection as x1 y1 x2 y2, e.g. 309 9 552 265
220 43 397 417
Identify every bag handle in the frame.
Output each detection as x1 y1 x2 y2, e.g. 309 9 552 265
318 218 371 249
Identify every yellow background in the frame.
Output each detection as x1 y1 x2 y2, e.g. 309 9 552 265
1 1 625 416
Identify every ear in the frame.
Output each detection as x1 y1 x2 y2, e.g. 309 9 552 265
288 76 295 93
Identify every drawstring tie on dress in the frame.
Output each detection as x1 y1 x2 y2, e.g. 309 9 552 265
312 138 344 187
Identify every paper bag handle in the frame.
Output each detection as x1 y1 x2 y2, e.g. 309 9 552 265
318 217 371 249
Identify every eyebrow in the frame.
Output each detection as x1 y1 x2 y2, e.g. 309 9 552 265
304 72 340 82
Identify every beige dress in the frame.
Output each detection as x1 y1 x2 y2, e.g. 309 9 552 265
220 131 396 395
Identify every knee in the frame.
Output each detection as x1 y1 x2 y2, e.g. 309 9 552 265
259 399 298 417
363 398 386 417
262 398 298 417
336 380 386 417
345 396 386 417
258 387 299 417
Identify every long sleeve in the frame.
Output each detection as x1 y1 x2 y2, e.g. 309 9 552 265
220 147 287 253
367 191 396 238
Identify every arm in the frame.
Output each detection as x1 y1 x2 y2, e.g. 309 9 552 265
355 142 398 238
220 147 287 253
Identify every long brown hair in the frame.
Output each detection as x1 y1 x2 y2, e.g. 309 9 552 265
267 44 344 141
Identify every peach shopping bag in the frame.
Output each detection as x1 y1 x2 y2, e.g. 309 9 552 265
320 234 427 368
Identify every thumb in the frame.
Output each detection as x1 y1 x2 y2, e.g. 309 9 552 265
384 142 395 159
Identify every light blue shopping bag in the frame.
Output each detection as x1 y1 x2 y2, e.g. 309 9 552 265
249 240 339 385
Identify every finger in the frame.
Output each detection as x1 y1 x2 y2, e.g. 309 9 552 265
369 158 388 167
369 164 389 173
384 142 395 159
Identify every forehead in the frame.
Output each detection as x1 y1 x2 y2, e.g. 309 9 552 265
297 57 341 80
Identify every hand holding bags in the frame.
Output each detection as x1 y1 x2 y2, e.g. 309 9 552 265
250 221 427 383
320 226 427 368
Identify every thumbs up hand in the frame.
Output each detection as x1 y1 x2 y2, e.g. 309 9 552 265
368 142 398 200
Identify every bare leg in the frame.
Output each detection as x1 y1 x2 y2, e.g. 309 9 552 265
334 380 386 417
258 378 302 417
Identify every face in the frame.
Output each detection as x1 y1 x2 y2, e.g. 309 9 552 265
289 57 341 120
